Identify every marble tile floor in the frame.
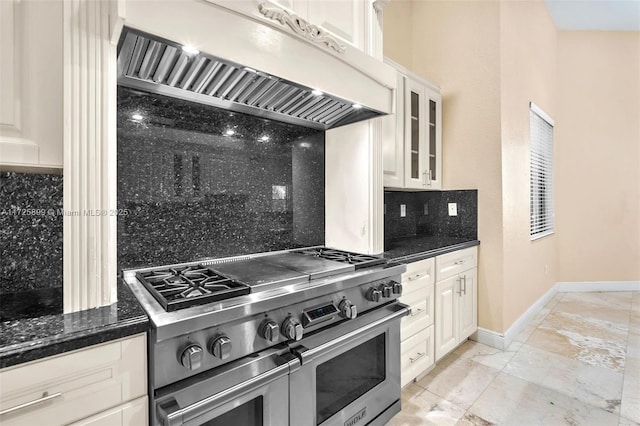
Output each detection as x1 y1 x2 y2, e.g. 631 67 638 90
387 291 640 426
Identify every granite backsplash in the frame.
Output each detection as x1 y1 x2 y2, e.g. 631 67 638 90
117 87 326 270
384 190 477 241
0 172 64 318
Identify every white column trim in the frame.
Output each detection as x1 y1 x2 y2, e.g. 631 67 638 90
370 117 384 254
63 0 119 312
471 281 640 350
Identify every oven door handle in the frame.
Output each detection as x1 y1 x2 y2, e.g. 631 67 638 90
291 302 410 364
156 361 292 426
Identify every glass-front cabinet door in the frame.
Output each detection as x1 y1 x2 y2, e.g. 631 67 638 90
427 88 442 189
404 79 427 189
403 78 442 190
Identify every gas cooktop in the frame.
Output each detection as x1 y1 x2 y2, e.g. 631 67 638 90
292 247 387 269
132 247 387 312
136 265 250 312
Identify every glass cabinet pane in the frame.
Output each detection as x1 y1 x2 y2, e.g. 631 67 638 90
429 99 437 181
410 91 420 179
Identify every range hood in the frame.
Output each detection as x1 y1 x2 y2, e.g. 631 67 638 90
117 28 384 130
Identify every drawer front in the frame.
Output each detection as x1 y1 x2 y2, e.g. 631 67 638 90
435 246 477 281
399 280 434 333
68 396 148 426
400 298 428 340
400 325 434 387
0 334 147 426
402 257 435 293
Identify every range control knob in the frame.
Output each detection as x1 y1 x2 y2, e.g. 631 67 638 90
379 283 392 298
179 344 203 370
258 319 280 342
339 300 357 319
209 335 232 360
392 281 403 296
367 287 382 302
281 317 304 341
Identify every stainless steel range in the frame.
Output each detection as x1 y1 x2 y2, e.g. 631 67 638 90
123 247 408 426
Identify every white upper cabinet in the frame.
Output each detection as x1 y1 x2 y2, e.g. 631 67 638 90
0 0 63 170
306 0 366 51
209 0 384 58
383 58 442 190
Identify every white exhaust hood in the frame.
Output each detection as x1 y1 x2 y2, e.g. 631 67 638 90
118 0 397 126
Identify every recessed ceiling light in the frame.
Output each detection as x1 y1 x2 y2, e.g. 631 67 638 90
352 103 362 109
225 129 235 136
182 45 199 55
312 89 323 96
131 113 144 121
259 135 270 142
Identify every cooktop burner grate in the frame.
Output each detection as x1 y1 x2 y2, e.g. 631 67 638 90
136 265 250 311
292 248 386 269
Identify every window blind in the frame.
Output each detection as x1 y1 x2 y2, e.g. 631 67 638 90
530 102 554 240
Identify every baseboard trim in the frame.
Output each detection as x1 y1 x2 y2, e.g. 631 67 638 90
470 280 639 350
556 281 640 292
472 327 506 350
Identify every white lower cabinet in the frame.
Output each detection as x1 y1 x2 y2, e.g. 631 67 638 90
68 396 148 426
400 326 434 387
398 257 435 387
0 333 147 426
434 247 478 361
398 245 478 386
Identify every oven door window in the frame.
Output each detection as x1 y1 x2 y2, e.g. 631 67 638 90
315 333 386 425
201 396 263 426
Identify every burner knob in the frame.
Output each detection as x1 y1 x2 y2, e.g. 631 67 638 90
366 288 382 302
380 283 392 298
339 300 357 319
179 345 203 370
210 336 232 360
258 319 280 342
392 281 403 296
281 317 304 341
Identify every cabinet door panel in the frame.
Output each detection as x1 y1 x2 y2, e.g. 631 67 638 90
382 72 405 188
306 0 365 50
458 268 478 340
403 79 427 189
426 89 442 189
435 277 458 360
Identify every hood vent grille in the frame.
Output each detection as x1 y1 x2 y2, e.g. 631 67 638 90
117 29 382 130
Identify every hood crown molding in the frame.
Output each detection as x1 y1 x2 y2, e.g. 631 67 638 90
257 2 346 54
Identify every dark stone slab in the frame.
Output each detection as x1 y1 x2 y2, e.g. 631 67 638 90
0 280 148 368
384 190 478 241
117 87 325 270
0 172 63 294
383 189 479 261
384 237 480 263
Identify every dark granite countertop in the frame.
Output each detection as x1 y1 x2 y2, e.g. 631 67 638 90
383 235 480 263
0 280 148 369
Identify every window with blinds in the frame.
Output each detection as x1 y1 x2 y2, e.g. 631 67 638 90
530 102 554 240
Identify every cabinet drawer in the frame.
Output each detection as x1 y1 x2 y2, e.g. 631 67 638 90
68 396 148 426
401 298 428 340
400 325 434 387
435 246 477 281
0 334 147 426
402 257 435 295
399 280 434 332
402 257 435 285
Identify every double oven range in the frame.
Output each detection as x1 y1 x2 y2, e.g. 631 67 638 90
123 247 409 426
